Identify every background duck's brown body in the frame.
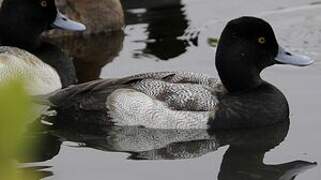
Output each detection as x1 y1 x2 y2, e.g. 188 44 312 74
45 0 124 37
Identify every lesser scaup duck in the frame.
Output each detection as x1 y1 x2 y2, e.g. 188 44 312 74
0 0 86 88
43 16 313 129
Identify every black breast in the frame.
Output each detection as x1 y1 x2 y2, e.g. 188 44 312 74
208 82 289 130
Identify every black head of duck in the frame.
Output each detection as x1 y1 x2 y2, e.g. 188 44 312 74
0 0 85 50
216 16 313 93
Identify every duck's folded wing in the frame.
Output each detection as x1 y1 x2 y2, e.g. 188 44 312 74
130 71 218 88
45 77 142 110
42 71 221 112
44 72 218 109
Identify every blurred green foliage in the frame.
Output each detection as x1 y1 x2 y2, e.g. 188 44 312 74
0 79 38 180
207 37 219 47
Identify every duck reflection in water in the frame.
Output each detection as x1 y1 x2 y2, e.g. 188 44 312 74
123 0 193 60
43 0 126 83
16 123 62 180
44 119 316 180
20 166 53 180
45 31 124 83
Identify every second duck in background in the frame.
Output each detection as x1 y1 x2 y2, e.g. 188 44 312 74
0 0 87 93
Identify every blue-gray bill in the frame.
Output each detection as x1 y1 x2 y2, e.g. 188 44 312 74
51 10 86 31
275 46 313 66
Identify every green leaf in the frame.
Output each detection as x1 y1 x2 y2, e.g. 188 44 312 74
208 37 219 47
0 79 37 180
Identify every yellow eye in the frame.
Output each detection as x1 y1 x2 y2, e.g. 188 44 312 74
40 0 47 7
258 37 266 44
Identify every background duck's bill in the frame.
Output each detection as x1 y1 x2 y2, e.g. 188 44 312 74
275 46 313 66
51 10 86 31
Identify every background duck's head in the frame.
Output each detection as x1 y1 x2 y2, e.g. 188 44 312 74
215 16 313 92
0 0 85 50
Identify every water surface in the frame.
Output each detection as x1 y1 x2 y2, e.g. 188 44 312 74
25 0 321 179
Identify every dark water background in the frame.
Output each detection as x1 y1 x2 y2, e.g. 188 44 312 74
23 0 321 179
